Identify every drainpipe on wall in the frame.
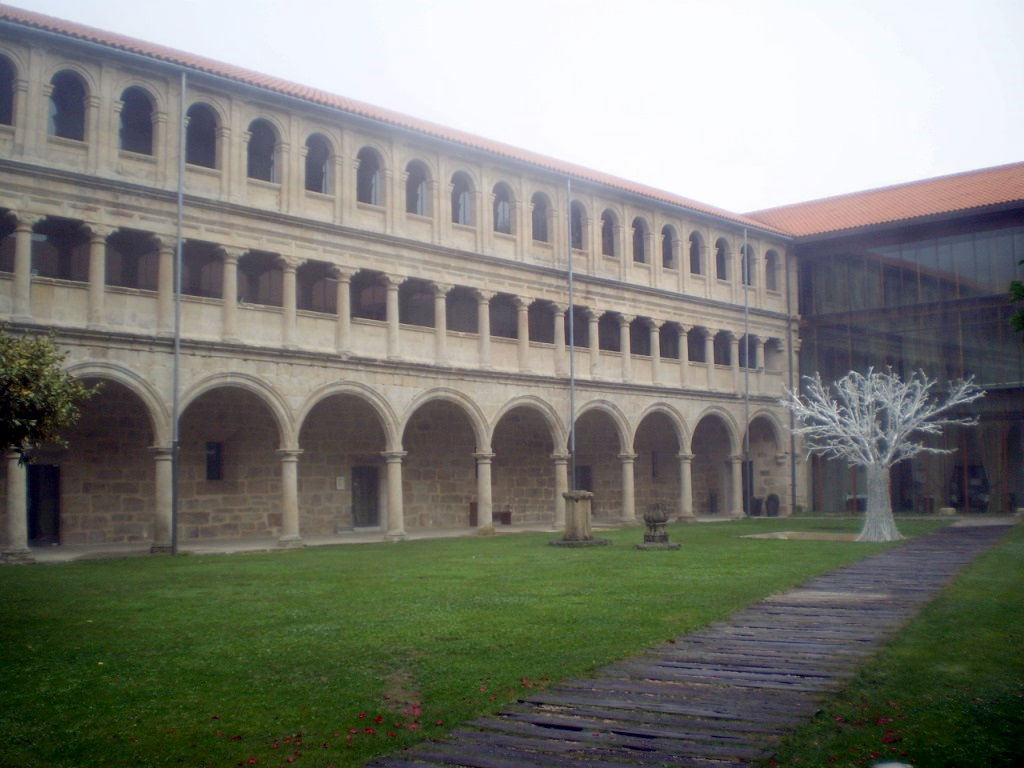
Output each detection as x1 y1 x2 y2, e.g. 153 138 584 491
566 178 576 488
742 228 751 517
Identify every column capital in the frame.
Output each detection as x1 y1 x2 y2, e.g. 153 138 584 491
276 254 302 272
217 245 246 263
618 452 638 462
550 302 567 315
85 223 113 242
277 448 304 460
329 265 355 282
473 451 496 462
473 289 495 303
381 450 407 462
432 281 453 297
511 294 530 310
728 454 744 464
149 444 175 459
12 212 42 231
550 452 570 463
382 273 404 289
677 452 695 462
617 313 633 327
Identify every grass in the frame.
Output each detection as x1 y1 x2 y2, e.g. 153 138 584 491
760 522 1024 768
0 518 946 768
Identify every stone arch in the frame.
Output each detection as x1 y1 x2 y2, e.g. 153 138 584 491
490 397 563 525
745 408 786 447
691 408 741 516
113 76 164 112
633 405 686 516
689 406 740 455
181 372 294 448
633 402 688 450
400 387 489 452
745 410 789 516
297 381 400 451
44 61 97 94
490 395 567 450
574 399 630 452
65 361 170 446
572 399 630 521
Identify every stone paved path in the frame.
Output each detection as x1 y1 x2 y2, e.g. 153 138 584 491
368 523 1012 768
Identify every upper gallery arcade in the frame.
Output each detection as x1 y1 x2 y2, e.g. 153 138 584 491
0 5 796 556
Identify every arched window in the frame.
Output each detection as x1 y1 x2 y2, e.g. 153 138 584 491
570 201 586 250
304 134 331 194
118 86 153 155
531 192 550 242
765 250 780 291
632 217 648 263
405 161 430 216
601 209 617 257
247 119 277 182
451 172 474 225
740 244 755 286
715 238 729 280
185 103 217 168
356 146 383 205
48 70 86 140
689 231 703 274
0 55 15 126
661 225 676 269
713 330 731 365
492 182 513 234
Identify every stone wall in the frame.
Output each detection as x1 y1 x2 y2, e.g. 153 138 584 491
492 408 555 524
574 412 623 521
402 401 477 529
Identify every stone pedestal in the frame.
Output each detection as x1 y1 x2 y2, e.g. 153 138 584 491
551 490 610 547
636 503 680 551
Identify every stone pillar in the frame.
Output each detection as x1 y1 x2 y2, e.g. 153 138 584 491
384 274 402 360
157 240 175 335
2 451 32 563
85 94 101 173
382 450 407 540
514 296 530 371
219 246 242 343
277 449 303 547
677 453 695 521
649 319 661 384
561 490 594 541
619 452 637 522
704 330 715 389
150 446 173 553
729 455 745 518
760 338 770 393
332 267 353 356
678 324 689 387
588 309 600 378
86 226 109 329
433 281 450 364
475 290 493 369
552 303 567 376
730 332 740 393
12 216 36 322
280 257 298 349
551 452 569 529
474 452 495 530
619 314 632 382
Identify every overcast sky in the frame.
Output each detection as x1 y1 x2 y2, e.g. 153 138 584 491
12 0 1024 212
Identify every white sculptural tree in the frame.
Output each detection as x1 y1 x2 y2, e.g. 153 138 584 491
783 368 984 542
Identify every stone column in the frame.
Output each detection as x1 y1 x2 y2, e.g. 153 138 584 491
619 314 632 382
382 450 407 540
552 303 567 376
514 296 530 371
384 274 402 360
332 267 353 357
475 290 493 369
729 332 740 393
619 452 637 522
677 452 695 521
86 225 110 329
280 257 298 349
588 309 600 378
150 446 173 553
2 451 32 563
649 319 661 384
85 94 101 173
729 455 745 518
219 246 242 343
157 240 175 336
12 216 37 322
433 282 450 364
678 324 689 387
474 452 495 530
760 338 770 393
277 449 303 547
551 452 569 529
704 329 715 389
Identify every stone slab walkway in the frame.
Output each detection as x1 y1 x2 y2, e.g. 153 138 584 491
368 522 1013 768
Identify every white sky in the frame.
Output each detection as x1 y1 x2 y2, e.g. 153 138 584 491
12 0 1024 212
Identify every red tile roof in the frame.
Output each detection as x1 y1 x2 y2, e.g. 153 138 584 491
0 3 781 234
746 162 1024 237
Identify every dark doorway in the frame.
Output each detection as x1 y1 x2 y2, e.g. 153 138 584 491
351 466 380 527
742 460 754 515
28 464 60 545
574 465 593 492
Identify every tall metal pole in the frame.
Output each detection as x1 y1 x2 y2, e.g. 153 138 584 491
170 70 187 555
566 178 577 488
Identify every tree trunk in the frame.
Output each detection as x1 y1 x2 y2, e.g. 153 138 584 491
858 462 902 542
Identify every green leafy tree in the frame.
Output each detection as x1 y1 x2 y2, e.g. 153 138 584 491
1011 259 1024 337
0 326 95 462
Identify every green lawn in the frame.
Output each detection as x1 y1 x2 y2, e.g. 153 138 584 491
0 518 946 768
760 522 1024 768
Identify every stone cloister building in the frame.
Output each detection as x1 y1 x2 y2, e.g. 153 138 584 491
0 6 797 556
